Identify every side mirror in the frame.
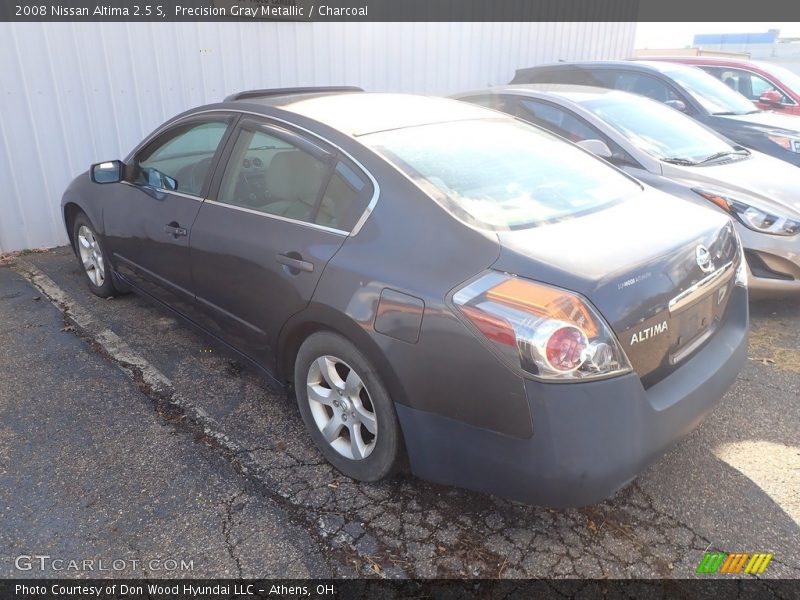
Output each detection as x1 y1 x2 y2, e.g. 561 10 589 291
664 99 687 113
161 174 178 191
577 139 613 159
141 167 178 191
90 160 124 184
759 89 783 107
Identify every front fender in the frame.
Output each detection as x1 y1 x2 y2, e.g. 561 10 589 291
61 171 106 242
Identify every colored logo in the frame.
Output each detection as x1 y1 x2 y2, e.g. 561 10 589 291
696 552 773 575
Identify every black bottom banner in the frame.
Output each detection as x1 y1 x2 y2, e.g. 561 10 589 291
2 579 799 600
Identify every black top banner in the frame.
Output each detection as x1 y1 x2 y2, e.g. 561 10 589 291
3 0 800 22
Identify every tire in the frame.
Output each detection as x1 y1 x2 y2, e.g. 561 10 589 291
294 331 401 481
71 212 120 298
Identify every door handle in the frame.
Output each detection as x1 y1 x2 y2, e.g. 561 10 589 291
164 222 188 237
276 252 314 274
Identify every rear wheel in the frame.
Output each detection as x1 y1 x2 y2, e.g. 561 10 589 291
71 212 121 298
294 332 401 481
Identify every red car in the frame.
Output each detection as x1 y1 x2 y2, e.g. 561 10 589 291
643 56 800 116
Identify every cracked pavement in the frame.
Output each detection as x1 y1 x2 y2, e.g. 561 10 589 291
1 247 798 579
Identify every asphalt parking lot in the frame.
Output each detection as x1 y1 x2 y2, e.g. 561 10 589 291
1 247 798 579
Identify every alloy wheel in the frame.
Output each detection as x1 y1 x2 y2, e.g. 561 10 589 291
77 225 106 287
306 355 377 460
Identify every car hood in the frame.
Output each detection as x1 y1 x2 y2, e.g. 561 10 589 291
662 151 800 217
492 187 739 385
715 110 800 133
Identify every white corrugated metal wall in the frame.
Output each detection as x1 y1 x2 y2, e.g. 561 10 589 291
0 21 636 252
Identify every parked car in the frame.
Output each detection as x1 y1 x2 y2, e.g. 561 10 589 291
455 85 800 297
642 56 800 115
62 88 748 507
511 61 800 167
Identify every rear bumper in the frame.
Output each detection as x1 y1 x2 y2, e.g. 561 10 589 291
397 286 748 507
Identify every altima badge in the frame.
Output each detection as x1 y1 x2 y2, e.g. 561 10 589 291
630 321 668 345
696 244 715 274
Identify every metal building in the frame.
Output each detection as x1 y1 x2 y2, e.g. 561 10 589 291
692 29 800 76
0 21 636 252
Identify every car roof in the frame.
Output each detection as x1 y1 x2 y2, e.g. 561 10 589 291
226 91 498 137
637 56 781 74
634 56 759 67
464 83 619 101
516 60 697 76
456 84 667 121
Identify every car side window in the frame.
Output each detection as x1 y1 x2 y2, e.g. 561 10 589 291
525 69 608 86
317 160 373 231
747 73 782 100
613 72 681 104
709 67 791 104
516 99 639 167
217 129 331 225
133 120 229 196
459 94 508 112
517 99 596 142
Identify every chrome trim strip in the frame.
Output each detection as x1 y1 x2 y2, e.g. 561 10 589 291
120 180 204 202
125 108 381 237
668 261 735 314
202 199 348 236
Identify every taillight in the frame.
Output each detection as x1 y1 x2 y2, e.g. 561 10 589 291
544 324 587 372
453 272 631 381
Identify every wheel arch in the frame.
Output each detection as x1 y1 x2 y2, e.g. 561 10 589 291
62 172 106 249
277 304 410 410
63 201 84 249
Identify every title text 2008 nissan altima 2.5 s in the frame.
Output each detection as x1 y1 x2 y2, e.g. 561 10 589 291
62 88 748 507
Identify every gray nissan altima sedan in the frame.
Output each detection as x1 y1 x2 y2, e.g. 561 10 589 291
62 88 748 507
454 85 800 298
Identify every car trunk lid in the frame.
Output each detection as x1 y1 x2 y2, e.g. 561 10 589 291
493 189 739 386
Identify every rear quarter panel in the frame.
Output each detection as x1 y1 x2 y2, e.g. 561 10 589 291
290 145 535 438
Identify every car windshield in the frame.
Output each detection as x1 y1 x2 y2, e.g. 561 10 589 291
757 61 800 93
362 118 640 230
582 95 738 164
666 66 759 115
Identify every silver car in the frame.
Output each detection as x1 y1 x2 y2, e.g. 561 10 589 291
455 85 800 297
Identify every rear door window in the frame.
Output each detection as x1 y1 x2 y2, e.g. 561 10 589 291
458 95 509 112
523 69 609 86
515 98 639 167
517 99 597 141
216 124 373 231
217 129 329 224
612 72 682 104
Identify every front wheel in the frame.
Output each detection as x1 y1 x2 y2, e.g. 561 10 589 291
72 212 121 298
294 332 402 481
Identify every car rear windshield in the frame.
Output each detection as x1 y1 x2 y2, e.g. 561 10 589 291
665 67 758 115
582 95 737 163
362 119 640 230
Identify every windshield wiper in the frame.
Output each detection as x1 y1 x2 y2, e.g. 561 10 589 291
697 149 750 165
661 157 698 166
